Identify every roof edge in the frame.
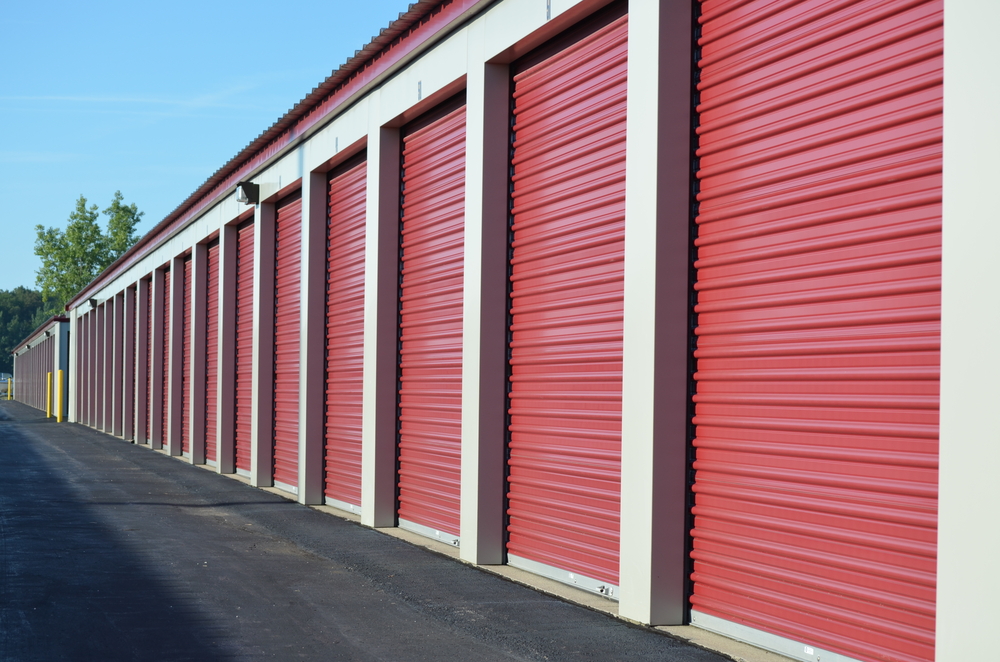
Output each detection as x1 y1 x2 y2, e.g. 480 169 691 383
11 315 69 355
67 0 468 310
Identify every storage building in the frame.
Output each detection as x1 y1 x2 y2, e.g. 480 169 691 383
18 1 997 661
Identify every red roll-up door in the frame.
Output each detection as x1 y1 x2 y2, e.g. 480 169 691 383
104 307 113 430
146 281 152 442
691 2 941 662
506 10 627 589
235 220 255 473
182 257 192 455
161 268 171 447
397 102 466 537
131 285 137 437
273 193 302 489
96 305 104 430
45 338 51 411
205 240 220 464
76 314 83 421
324 157 367 507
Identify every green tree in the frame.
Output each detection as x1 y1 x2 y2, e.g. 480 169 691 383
103 190 143 258
0 287 45 374
34 191 144 315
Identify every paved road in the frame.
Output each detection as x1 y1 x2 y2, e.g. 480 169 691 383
0 401 726 662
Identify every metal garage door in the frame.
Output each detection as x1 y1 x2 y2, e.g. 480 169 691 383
161 268 171 447
76 313 84 424
146 280 153 443
506 8 628 591
131 285 137 439
205 239 220 465
182 257 192 456
273 193 302 490
103 305 112 430
397 100 466 539
324 156 367 508
691 2 942 661
96 304 104 430
78 312 87 425
235 220 255 474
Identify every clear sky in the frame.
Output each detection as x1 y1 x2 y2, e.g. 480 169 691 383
0 0 413 292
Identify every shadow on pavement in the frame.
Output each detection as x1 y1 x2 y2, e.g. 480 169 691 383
0 404 238 662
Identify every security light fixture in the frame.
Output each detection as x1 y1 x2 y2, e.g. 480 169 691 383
89 298 98 309
236 181 260 205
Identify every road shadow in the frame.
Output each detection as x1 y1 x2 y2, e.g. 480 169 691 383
0 402 239 662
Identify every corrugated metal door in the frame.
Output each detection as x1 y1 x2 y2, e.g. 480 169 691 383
273 193 302 489
182 257 192 456
131 285 137 437
205 239 220 465
103 307 112 430
146 281 152 442
45 337 52 413
235 220 255 473
76 315 83 421
96 304 104 430
691 2 942 662
506 11 628 589
324 157 367 507
47 337 54 414
397 102 466 537
161 268 171 447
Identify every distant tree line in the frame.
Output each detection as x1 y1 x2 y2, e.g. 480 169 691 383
0 287 44 374
0 192 143 374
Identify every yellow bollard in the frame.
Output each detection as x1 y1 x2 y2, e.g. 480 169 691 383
57 370 64 423
7 378 11 400
46 372 52 418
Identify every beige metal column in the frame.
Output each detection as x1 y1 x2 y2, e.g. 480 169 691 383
251 202 276 487
122 284 136 441
618 0 694 626
150 269 167 450
168 257 186 456
216 222 239 473
135 278 151 445
297 171 329 504
459 27 510 565
937 2 1000 659
190 243 209 464
67 307 79 423
111 291 124 437
361 92 402 529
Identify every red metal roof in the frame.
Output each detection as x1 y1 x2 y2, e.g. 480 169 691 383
11 316 69 354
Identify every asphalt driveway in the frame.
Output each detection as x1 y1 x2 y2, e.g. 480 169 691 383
0 400 726 662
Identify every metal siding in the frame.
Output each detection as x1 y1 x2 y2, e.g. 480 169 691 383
397 106 466 536
691 2 941 661
273 195 302 488
235 220 255 473
205 241 220 464
161 269 171 447
506 15 628 586
181 258 192 455
324 161 367 506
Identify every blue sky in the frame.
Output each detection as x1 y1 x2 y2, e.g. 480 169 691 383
0 0 412 292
